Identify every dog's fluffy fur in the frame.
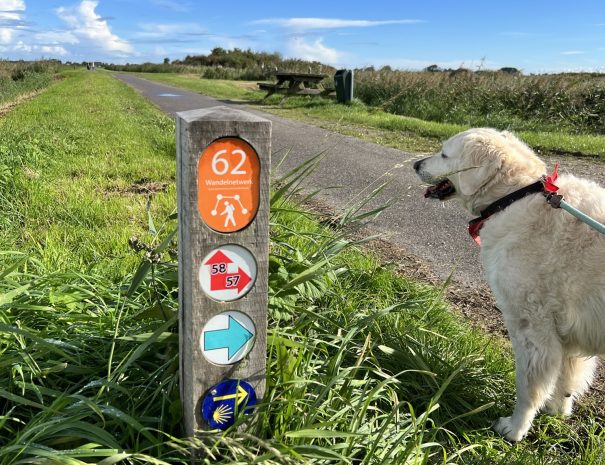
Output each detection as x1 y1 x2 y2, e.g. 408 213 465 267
414 128 605 441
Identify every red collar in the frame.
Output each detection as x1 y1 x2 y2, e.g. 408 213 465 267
468 164 559 246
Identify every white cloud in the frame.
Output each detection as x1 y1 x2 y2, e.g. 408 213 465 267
0 27 13 44
0 0 25 45
0 1 73 57
14 40 68 55
56 0 133 55
34 30 79 44
286 36 342 65
561 50 585 55
254 17 423 30
0 0 25 20
14 40 31 52
252 16 422 67
40 45 68 55
0 0 78 58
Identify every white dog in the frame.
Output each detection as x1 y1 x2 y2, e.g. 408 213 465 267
414 128 605 441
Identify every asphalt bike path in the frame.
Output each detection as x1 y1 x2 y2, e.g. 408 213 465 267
115 73 484 288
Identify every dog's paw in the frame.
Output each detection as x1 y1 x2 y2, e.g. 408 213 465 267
492 416 526 442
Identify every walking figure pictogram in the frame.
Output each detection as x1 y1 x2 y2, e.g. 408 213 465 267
221 201 236 227
211 194 248 228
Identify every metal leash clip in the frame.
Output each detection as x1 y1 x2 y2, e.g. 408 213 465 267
544 192 563 208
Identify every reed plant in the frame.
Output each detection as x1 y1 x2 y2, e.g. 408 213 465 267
354 69 605 135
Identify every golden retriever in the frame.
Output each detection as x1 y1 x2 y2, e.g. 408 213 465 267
414 128 605 441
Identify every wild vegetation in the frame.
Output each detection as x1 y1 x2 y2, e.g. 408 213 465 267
354 68 605 135
0 60 60 105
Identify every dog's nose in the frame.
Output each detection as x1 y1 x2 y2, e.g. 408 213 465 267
413 159 424 172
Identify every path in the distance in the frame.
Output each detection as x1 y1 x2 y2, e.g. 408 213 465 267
115 74 484 288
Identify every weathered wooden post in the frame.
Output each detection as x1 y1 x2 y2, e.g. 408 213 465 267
176 106 271 436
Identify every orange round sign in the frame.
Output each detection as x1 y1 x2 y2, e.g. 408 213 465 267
197 137 260 233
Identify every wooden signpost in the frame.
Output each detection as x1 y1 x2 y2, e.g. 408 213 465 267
176 106 271 436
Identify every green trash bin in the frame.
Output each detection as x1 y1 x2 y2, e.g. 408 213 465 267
334 69 354 103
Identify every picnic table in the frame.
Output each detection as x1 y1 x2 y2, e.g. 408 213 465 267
257 72 334 100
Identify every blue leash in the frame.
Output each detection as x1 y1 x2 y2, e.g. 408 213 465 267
547 194 605 235
541 164 605 236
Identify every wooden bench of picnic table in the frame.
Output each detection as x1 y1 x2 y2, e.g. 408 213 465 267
257 82 278 92
257 72 334 101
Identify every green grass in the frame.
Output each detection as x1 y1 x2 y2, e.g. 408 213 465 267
127 72 259 101
0 69 177 278
1 187 604 463
126 72 605 157
1 68 604 464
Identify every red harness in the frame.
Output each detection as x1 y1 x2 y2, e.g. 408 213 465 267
468 164 559 246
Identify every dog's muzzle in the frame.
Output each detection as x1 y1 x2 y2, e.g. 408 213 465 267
414 158 456 200
413 158 426 172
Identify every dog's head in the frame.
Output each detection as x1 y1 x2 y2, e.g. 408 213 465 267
413 128 546 214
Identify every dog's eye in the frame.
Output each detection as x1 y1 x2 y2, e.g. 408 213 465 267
441 153 448 159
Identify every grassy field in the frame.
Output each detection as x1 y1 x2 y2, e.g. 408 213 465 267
0 69 176 278
1 69 604 463
126 71 605 157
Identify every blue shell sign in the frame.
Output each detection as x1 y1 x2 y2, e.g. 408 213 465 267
201 379 257 430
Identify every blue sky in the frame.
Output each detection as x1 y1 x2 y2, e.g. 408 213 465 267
2 0 605 73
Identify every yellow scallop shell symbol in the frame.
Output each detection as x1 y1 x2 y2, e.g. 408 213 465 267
212 403 233 424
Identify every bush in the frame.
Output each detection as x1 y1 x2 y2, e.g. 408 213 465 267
116 48 338 81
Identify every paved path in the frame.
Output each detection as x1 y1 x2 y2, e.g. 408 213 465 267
115 74 483 287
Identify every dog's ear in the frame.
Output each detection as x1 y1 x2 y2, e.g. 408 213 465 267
455 135 504 196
